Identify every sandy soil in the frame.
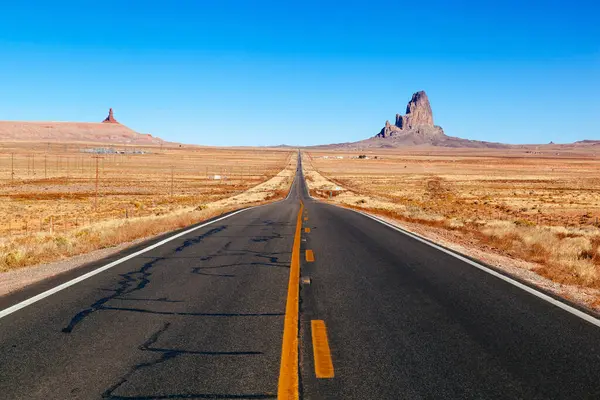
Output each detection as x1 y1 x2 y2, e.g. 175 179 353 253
0 155 297 297
0 142 292 239
302 152 600 312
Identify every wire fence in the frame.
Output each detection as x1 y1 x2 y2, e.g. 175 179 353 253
0 146 292 239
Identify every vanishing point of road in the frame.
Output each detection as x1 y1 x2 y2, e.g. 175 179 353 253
1 153 599 399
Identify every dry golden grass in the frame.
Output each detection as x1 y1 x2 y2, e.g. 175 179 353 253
303 149 600 289
0 142 295 271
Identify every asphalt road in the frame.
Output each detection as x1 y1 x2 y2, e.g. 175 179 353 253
1 154 600 399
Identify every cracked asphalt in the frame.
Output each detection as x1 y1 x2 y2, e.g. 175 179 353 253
0 188 300 399
1 155 600 399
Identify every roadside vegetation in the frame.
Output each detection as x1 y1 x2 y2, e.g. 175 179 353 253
302 151 600 308
0 144 295 272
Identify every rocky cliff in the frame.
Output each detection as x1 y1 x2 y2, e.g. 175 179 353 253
375 90 446 144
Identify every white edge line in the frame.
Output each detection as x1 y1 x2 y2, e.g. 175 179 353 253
0 155 301 320
0 208 254 320
353 210 600 328
300 154 599 326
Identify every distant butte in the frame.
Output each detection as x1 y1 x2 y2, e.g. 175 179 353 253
102 108 119 124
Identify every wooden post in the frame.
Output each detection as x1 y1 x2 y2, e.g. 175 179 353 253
11 153 14 182
44 154 47 179
92 156 104 211
95 156 99 210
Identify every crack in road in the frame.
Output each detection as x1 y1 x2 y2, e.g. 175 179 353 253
62 227 227 333
101 322 273 400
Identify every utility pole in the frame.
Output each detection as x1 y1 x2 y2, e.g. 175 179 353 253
93 156 103 211
44 154 47 179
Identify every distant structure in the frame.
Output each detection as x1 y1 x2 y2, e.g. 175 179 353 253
102 108 119 124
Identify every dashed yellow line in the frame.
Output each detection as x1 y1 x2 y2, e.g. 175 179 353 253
277 201 304 400
305 227 310 233
311 320 335 379
304 217 308 221
305 250 315 262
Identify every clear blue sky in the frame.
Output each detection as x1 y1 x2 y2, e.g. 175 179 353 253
0 0 598 146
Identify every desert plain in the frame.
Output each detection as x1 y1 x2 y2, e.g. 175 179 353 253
0 141 294 272
303 146 600 308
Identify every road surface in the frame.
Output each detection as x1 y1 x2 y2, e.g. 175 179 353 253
1 154 599 399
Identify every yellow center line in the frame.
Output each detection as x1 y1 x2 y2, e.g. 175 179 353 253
305 250 315 262
304 217 308 221
305 227 310 233
311 320 335 379
277 200 304 400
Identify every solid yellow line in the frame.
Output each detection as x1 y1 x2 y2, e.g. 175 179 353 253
277 200 304 400
305 250 315 262
305 227 310 233
311 320 335 379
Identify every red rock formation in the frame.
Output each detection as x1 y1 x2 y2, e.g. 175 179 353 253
395 91 434 129
377 90 439 138
102 108 119 124
378 120 401 138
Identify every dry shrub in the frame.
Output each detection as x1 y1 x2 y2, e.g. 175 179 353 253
0 206 233 272
425 177 454 200
0 163 295 272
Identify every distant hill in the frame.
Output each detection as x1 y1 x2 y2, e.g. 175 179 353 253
0 109 165 145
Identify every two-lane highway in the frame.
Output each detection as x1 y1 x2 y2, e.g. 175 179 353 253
1 153 600 399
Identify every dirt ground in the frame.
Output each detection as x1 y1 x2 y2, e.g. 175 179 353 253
0 142 292 238
303 148 600 311
0 142 295 273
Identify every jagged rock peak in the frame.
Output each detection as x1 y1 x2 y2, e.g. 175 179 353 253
396 90 434 129
376 90 443 139
378 120 401 138
102 108 119 124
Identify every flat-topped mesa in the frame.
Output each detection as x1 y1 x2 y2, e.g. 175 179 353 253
102 108 119 124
